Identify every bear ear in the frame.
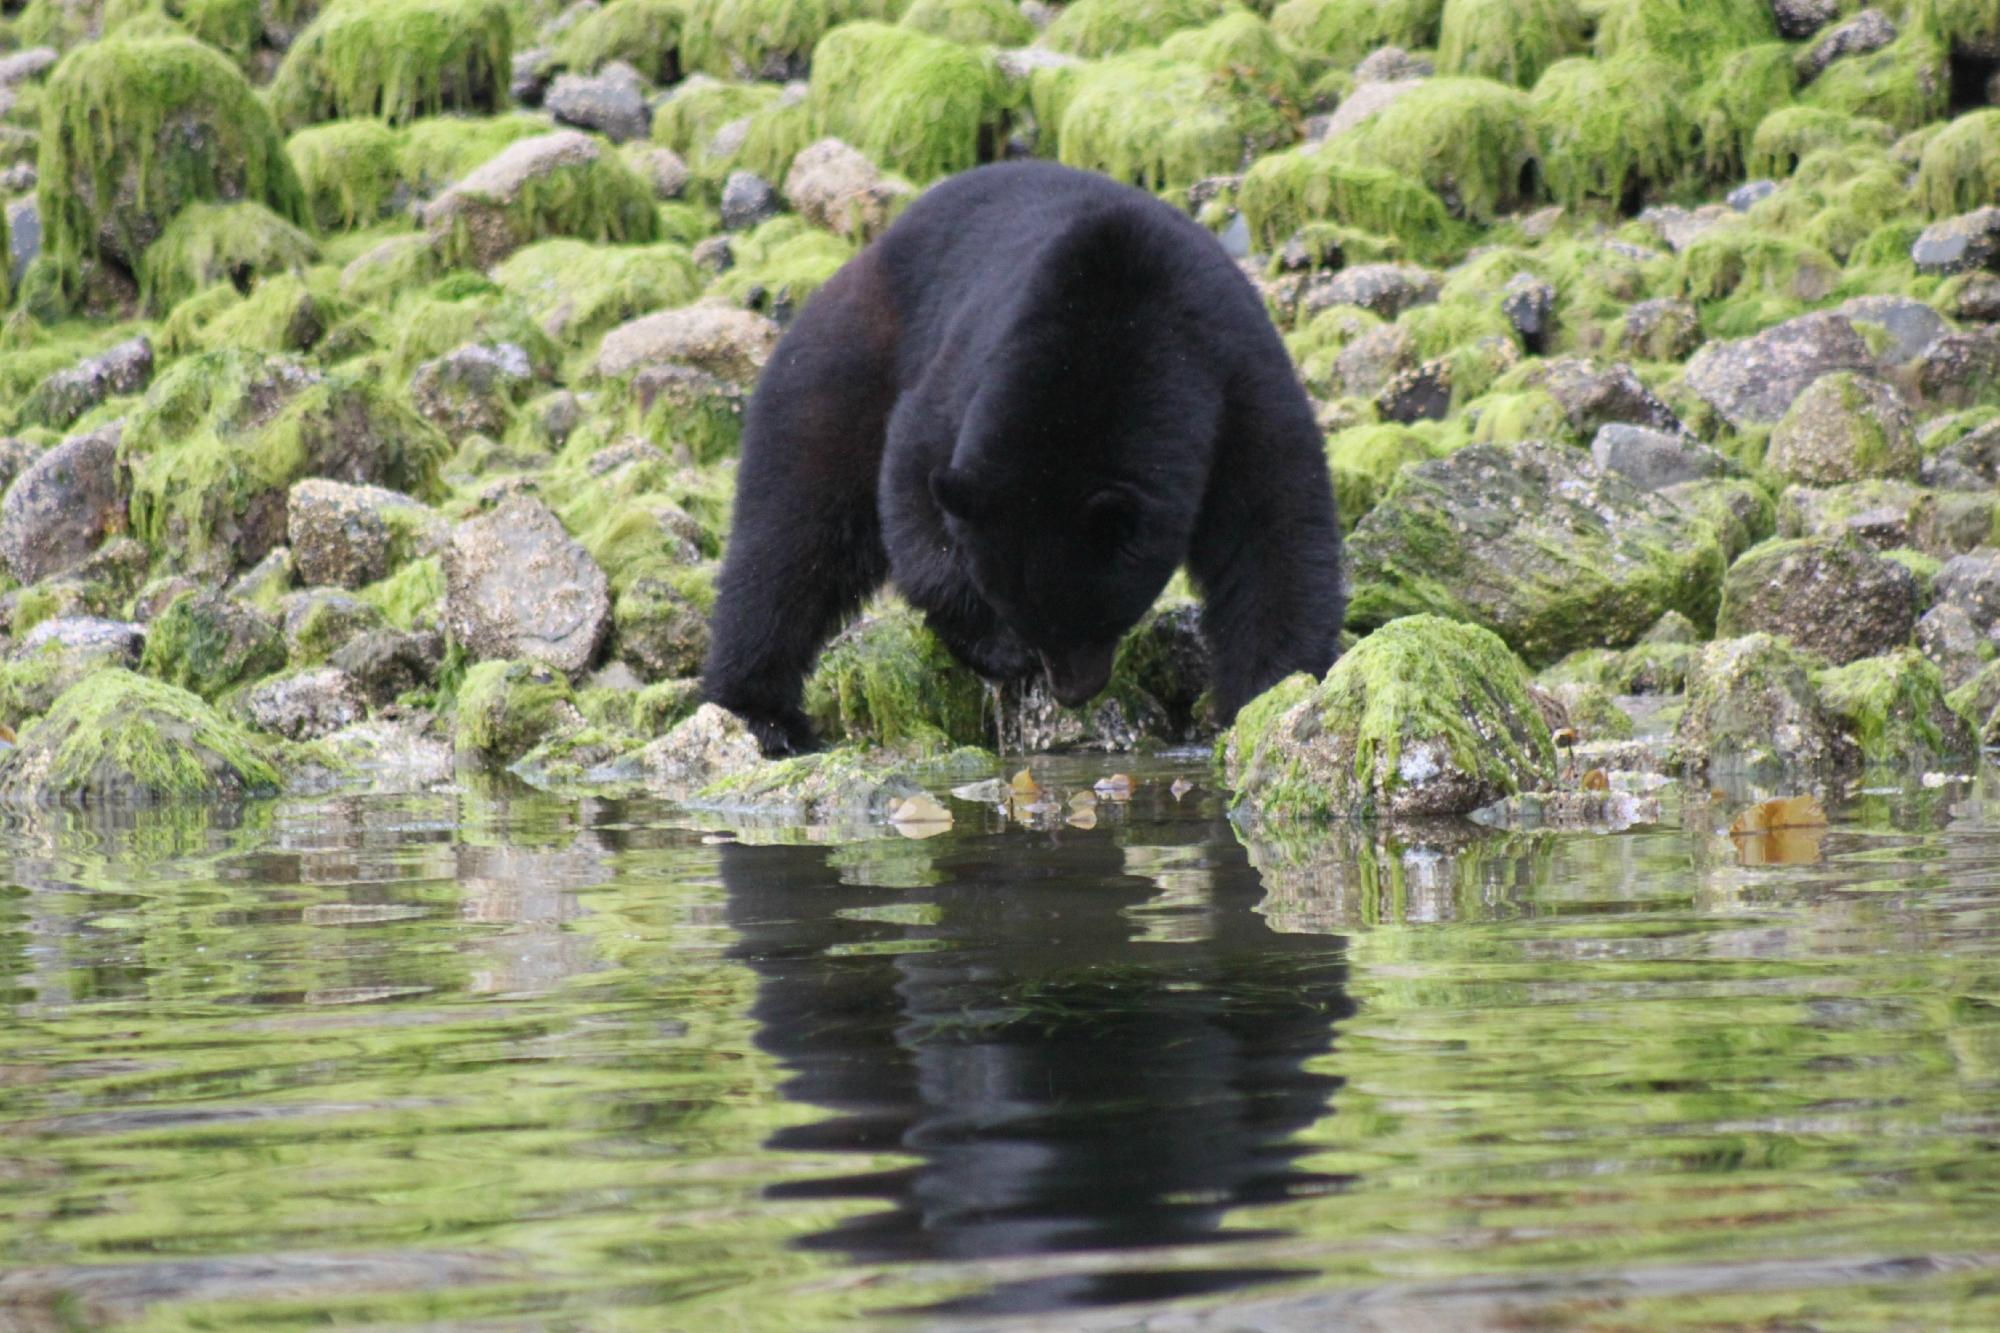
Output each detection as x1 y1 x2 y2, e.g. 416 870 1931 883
930 467 989 523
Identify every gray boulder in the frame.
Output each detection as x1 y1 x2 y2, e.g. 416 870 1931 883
720 170 779 231
1935 549 2000 634
1716 536 1919 665
1915 603 1987 690
1799 9 1896 79
242 667 369 740
1912 207 2000 276
409 342 535 438
783 138 910 239
21 336 152 430
1590 424 1734 489
330 628 446 705
545 61 650 142
1685 311 1877 427
0 428 127 585
287 479 445 590
595 302 779 381
1674 634 1853 787
1302 263 1439 319
1767 372 1917 484
445 496 610 676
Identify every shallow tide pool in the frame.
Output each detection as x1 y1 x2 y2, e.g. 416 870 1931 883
3 755 1999 1329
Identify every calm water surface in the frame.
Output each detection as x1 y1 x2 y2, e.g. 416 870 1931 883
3 756 1999 1329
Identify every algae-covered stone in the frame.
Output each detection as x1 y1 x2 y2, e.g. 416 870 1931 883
19 336 152 431
1673 632 1853 786
806 21 1010 183
1590 424 1734 490
1816 648 1976 772
287 479 445 590
445 495 610 676
270 0 512 130
493 238 703 348
1716 536 1918 665
0 427 127 585
1684 310 1878 427
279 588 388 665
1220 615 1555 822
423 130 659 270
1768 371 1918 484
1044 0 1230 55
640 700 762 794
240 666 369 742
1911 205 2000 275
409 341 535 439
546 61 651 144
0 668 281 806
594 301 779 381
138 202 318 315
612 563 711 681
454 657 586 764
782 138 910 240
137 589 286 701
1346 441 1728 664
803 603 992 752
1947 659 2000 745
36 37 306 305
0 617 144 722
330 626 445 705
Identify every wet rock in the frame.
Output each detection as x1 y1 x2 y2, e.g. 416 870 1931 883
641 702 764 796
1374 358 1452 423
136 591 286 701
1771 0 1839 39
1915 603 1987 690
0 670 280 807
454 658 587 764
803 605 991 750
1935 549 2000 634
20 336 151 430
242 666 368 741
1685 311 1877 427
0 428 128 586
329 628 445 706
545 61 650 143
445 496 611 677
719 170 779 231
1333 323 1416 398
1953 274 2000 322
409 342 536 439
1717 536 1919 665
1914 330 2000 411
1912 207 2000 276
1922 418 2000 490
1590 424 1734 489
1354 46 1432 83
1673 634 1853 786
1799 9 1896 80
997 604 1210 753
278 589 387 665
1839 294 1949 367
1768 372 1917 484
1346 441 1728 664
319 715 455 792
613 567 710 680
287 479 445 590
1816 649 1976 772
7 197 38 287
1499 273 1555 352
1220 615 1555 822
595 302 779 381
1727 179 1779 210
783 138 910 240
1303 262 1439 319
0 438 40 503
1533 359 1686 438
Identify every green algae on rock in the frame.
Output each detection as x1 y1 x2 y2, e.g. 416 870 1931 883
1324 422 1439 528
1220 614 1556 823
1042 0 1232 57
1239 147 1459 263
1916 109 2000 221
1673 632 1853 787
1438 0 1587 88
901 0 1035 46
1047 48 1291 195
1716 535 1920 666
1330 76 1538 224
806 21 1010 184
138 590 287 701
803 604 993 753
138 202 319 315
1531 54 1693 213
1815 647 1977 772
453 657 585 764
0 668 282 805
545 0 688 84
682 0 891 80
493 238 704 349
1270 0 1441 64
269 0 512 130
287 120 407 232
423 129 661 271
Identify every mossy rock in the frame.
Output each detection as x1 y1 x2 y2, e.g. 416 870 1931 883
1916 108 2000 221
682 0 891 80
36 37 307 309
1748 106 1894 179
423 129 660 270
1438 0 1587 88
1046 46 1293 194
1238 142 1460 264
0 668 282 806
1801 31 1947 135
287 119 408 232
492 238 703 349
1767 371 1918 485
1270 0 1442 64
1042 0 1233 57
138 589 288 700
1815 648 1976 772
704 216 853 320
1716 535 1919 667
269 0 512 131
804 604 993 753
1219 614 1556 822
1588 0 1775 76
453 657 585 764
806 21 1010 184
546 0 688 84
1531 54 1693 213
1325 422 1440 528
901 0 1035 46
1325 76 1539 224
1689 43 1797 183
1673 632 1853 786
138 201 319 315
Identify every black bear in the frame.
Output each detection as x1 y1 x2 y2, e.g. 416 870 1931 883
703 161 1344 756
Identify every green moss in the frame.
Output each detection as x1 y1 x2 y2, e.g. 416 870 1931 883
547 0 687 83
36 38 306 309
1270 0 1441 63
0 669 281 805
1748 106 1894 179
707 219 854 314
1802 31 1947 135
682 0 891 77
193 269 350 356
397 112 550 196
650 75 781 157
1689 43 1798 184
1531 54 1692 213
1050 49 1291 193
1326 423 1439 528
1914 0 2000 56
270 0 513 131
1467 387 1571 444
1221 615 1555 822
633 678 704 733
1915 109 2000 220
1331 76 1538 223
385 278 561 377
1238 144 1461 263
453 658 580 763
428 135 660 271
494 238 702 349
1677 228 1840 329
1588 0 1775 77
0 653 70 725
802 602 993 752
138 202 319 315
900 0 1033 45
655 200 722 244
807 21 1010 183
287 120 406 232
1816 648 1974 770
138 591 288 700
1439 0 1585 87
1947 659 2000 745
1043 0 1232 56
358 555 445 630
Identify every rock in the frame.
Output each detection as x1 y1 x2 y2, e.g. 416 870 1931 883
1799 9 1896 80
445 496 611 677
511 47 552 106
640 702 764 796
1638 203 1734 252
329 628 445 706
993 45 1080 85
1816 649 1976 772
629 145 690 200
409 342 536 438
318 715 454 792
1321 77 1424 139
1839 294 1949 367
802 606 991 750
1935 550 2000 634
1915 603 1987 690
20 336 151 431
1727 179 1778 210
545 61 650 143
1772 0 1839 39
1768 372 1917 484
1590 424 1734 489
1685 311 1877 427
7 197 38 287
453 658 586 764
1673 634 1853 786
719 169 779 231
691 235 733 273
1301 262 1439 319
1354 46 1432 83
1533 359 1686 438
1949 660 2000 746
0 670 280 806
0 47 57 88
1499 272 1555 352
1911 491 1999 559
423 130 654 269
278 589 387 665
286 479 445 590
595 302 780 381
242 666 368 740
228 546 294 607
1777 479 1926 549
136 591 286 701
782 138 910 239
1219 615 1555 822
1953 274 2000 322
613 567 711 680
1716 536 1919 665
1333 323 1416 398
0 428 128 586
1374 358 1452 423
1346 441 1727 664
1616 297 1702 362
1912 207 2000 276
0 618 144 721
1914 330 2000 411
1922 419 2000 490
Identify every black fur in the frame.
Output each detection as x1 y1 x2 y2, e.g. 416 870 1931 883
702 161 1344 756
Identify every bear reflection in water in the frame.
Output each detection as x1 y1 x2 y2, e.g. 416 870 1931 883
720 798 1354 1316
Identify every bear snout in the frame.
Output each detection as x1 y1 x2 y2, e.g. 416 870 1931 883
1040 644 1118 708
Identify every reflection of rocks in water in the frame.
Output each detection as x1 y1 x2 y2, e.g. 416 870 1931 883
1246 820 1557 933
455 831 610 994
721 812 1352 1316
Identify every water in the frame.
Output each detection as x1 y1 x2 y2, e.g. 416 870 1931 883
3 756 1999 1329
